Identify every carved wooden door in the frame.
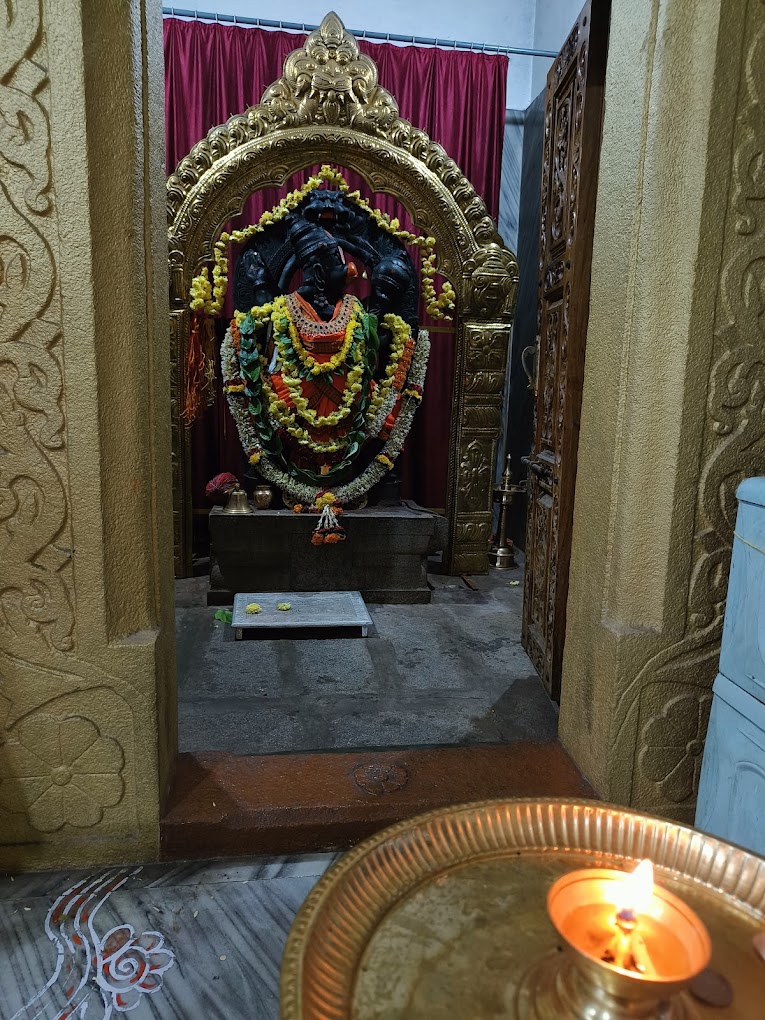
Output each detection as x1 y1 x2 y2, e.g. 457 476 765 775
522 0 609 701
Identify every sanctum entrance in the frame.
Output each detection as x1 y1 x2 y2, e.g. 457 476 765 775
1 0 760 872
162 14 590 858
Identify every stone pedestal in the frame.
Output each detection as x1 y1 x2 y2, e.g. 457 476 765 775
208 502 447 605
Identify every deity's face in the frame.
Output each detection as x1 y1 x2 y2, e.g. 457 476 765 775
370 256 410 313
372 273 399 308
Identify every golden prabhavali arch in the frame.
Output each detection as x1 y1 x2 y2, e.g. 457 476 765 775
166 11 519 576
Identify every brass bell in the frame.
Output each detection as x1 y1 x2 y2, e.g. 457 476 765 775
222 485 253 514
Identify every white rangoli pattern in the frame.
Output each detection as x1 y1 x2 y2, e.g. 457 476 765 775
11 869 176 1019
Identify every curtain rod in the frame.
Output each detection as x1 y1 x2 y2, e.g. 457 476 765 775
161 8 558 58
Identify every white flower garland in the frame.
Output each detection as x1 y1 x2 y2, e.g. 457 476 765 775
221 326 430 504
366 377 402 438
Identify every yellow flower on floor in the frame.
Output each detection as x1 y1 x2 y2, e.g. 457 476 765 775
277 602 292 611
245 603 262 614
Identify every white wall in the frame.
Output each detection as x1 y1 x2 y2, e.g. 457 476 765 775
530 0 585 97
168 0 538 109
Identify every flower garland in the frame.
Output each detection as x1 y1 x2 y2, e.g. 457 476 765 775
253 295 371 456
310 496 347 546
364 313 414 437
189 165 455 320
274 295 356 377
220 319 431 506
279 350 365 430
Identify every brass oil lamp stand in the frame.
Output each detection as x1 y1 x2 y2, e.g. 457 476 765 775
488 454 526 569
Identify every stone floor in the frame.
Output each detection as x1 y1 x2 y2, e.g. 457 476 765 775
176 564 558 755
0 569 566 1020
0 852 338 1020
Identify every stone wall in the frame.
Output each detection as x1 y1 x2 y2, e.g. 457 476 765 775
505 90 546 550
0 0 175 868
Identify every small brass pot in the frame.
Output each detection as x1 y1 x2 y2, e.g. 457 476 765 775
253 484 273 510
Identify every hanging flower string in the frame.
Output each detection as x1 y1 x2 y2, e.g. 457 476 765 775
188 165 456 320
182 314 216 423
310 492 347 546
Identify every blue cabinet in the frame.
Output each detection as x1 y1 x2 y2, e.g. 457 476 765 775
696 478 765 854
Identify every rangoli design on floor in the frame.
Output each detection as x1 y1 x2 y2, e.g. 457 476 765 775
11 869 176 1019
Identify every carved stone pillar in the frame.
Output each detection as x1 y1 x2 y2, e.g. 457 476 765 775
0 0 175 867
449 246 516 574
559 0 764 821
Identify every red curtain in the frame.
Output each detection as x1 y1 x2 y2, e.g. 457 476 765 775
164 17 507 514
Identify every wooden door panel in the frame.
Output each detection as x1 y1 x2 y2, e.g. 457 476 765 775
549 84 575 255
524 482 554 678
522 0 610 701
539 298 563 457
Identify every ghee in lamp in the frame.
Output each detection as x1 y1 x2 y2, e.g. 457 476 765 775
547 859 711 995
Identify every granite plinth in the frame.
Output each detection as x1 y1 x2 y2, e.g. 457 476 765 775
231 591 372 638
208 501 447 605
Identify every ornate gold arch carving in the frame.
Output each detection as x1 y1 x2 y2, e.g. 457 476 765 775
167 12 518 576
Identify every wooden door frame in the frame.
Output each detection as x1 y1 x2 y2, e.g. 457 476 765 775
522 0 610 701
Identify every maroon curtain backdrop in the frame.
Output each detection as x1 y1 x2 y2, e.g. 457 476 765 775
164 17 507 517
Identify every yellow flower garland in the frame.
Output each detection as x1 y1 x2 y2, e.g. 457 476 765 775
365 313 410 426
190 166 454 320
259 362 351 456
280 353 365 429
189 267 212 312
230 296 417 460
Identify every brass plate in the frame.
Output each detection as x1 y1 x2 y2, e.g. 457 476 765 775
281 799 765 1020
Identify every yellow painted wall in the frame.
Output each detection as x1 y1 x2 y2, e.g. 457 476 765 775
0 0 175 868
560 0 765 821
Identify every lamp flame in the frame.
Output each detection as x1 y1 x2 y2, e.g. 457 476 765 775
617 860 654 919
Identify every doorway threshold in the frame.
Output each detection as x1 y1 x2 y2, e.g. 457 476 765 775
160 743 594 861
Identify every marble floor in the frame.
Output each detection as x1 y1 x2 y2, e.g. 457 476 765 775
0 853 339 1020
175 564 557 756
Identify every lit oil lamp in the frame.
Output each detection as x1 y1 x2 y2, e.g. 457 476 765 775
519 859 712 1019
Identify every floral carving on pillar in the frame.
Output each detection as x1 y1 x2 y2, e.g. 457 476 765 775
0 714 125 832
0 1 140 853
458 438 492 512
0 0 75 656
638 691 713 804
617 2 765 818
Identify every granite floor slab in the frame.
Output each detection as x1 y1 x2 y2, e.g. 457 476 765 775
176 566 557 756
0 853 339 1020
